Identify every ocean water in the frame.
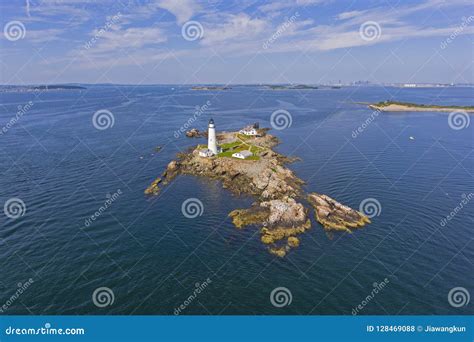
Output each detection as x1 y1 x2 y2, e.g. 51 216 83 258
0 85 472 315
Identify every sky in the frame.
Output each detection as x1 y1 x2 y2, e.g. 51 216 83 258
0 0 473 85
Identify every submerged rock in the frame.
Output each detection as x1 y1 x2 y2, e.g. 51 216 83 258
287 236 300 248
145 177 161 195
269 246 288 257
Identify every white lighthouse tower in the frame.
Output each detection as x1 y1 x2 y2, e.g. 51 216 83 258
207 118 218 155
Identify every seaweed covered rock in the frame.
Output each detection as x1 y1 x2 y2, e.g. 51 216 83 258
308 193 370 232
144 177 161 195
260 220 311 244
287 236 300 248
228 206 270 229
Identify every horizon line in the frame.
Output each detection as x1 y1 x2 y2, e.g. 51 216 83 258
1 82 473 86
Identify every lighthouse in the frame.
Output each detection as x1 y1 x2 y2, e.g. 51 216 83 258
207 118 218 155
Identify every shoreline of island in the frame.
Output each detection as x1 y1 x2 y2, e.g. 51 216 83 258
146 121 370 257
368 101 474 113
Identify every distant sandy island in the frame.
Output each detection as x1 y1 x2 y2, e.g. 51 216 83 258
368 101 474 113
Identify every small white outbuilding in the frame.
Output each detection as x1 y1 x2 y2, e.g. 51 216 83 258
232 150 253 159
198 148 214 157
239 127 258 136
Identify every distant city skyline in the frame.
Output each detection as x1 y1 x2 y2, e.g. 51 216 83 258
1 0 473 85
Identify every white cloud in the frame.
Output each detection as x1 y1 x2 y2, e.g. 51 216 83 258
336 10 366 20
67 25 169 69
22 0 93 25
154 0 200 24
201 13 267 46
11 0 473 72
268 23 474 52
258 0 474 52
78 49 178 69
91 27 167 51
258 0 326 14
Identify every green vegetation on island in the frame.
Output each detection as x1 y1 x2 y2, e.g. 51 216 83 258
369 100 474 112
0 84 86 93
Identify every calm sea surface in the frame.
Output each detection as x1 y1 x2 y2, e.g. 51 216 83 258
0 85 472 315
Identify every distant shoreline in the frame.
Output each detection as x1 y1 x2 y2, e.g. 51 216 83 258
0 85 86 93
368 101 474 113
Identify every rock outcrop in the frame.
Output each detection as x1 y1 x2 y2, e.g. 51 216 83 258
307 193 370 232
185 128 207 138
144 178 161 195
228 197 311 257
146 129 371 257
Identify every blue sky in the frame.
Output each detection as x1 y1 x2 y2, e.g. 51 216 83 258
0 0 472 84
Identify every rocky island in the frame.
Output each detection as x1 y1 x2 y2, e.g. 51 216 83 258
369 101 474 113
191 86 231 91
265 84 319 90
146 120 371 257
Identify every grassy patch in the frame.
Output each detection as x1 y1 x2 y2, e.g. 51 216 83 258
248 145 264 154
217 147 260 160
220 141 242 150
216 137 265 161
217 150 238 158
237 133 252 140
